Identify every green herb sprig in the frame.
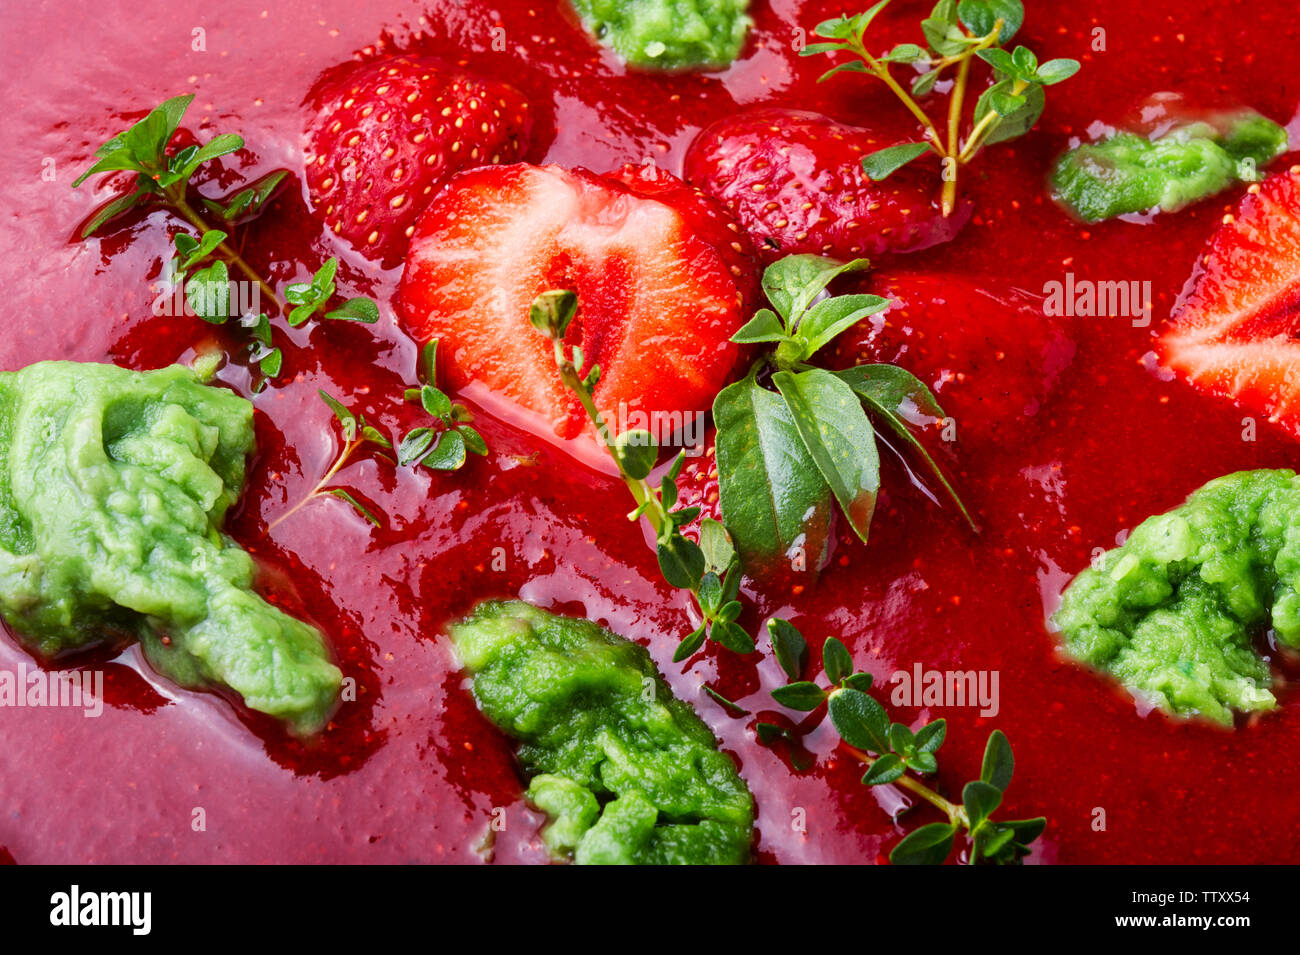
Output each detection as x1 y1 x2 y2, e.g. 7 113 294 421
529 290 754 662
74 93 378 381
802 0 1080 215
717 254 975 578
398 340 488 471
764 617 1045 865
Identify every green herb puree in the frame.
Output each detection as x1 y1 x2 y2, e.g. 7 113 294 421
449 600 754 863
1053 469 1300 725
0 361 341 734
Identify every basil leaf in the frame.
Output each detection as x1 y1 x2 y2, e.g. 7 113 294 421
730 308 789 344
458 425 488 456
760 254 870 324
890 822 956 865
186 260 230 324
827 687 890 753
771 681 827 711
79 189 148 237
796 293 891 358
822 636 852 685
772 368 880 543
767 618 809 682
1036 58 1080 86
980 729 1015 791
713 374 833 575
832 364 977 532
861 143 931 181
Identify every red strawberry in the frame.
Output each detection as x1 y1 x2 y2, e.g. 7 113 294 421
397 163 756 442
1159 167 1300 436
683 108 969 263
303 55 534 267
823 272 1074 443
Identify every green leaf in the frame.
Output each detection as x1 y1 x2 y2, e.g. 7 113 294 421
458 425 488 456
755 722 788 745
882 43 927 63
976 47 1017 76
832 364 977 532
398 427 434 465
922 15 969 56
1005 816 1047 845
325 297 380 323
827 687 889 753
906 750 938 774
258 348 282 378
796 293 891 358
422 429 468 471
419 339 439 386
812 16 855 39
890 822 956 865
962 779 1004 831
986 0 1024 42
711 620 755 654
860 753 905 785
673 625 708 662
361 425 392 448
325 488 381 526
767 618 808 682
657 532 706 591
175 228 227 273
761 254 870 324
318 390 358 440
771 681 827 711
529 289 577 338
698 519 735 575
702 685 749 716
730 308 790 344
861 142 931 182
202 168 289 222
822 636 852 685
914 718 947 753
1010 44 1037 75
713 374 834 576
772 368 880 543
971 78 1045 148
613 429 657 480
797 42 848 57
980 729 1015 791
185 260 230 324
420 385 454 422
843 672 874 692
817 60 870 84
911 69 941 97
79 189 148 237
888 721 916 755
1036 58 1080 85
698 571 723 616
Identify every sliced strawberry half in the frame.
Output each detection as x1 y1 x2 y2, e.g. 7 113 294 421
303 55 534 267
683 107 969 263
397 163 755 442
1160 167 1300 435
823 272 1074 443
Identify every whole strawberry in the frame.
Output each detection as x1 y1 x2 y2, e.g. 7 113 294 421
303 55 535 267
684 107 968 262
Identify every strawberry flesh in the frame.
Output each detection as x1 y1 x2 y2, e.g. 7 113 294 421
1160 167 1300 434
398 163 754 442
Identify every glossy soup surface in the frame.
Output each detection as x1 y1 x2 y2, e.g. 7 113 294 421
1 0 1298 863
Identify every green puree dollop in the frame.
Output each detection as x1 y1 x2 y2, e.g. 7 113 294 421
450 600 754 864
1053 470 1300 726
1051 110 1288 222
0 361 341 734
569 0 751 70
